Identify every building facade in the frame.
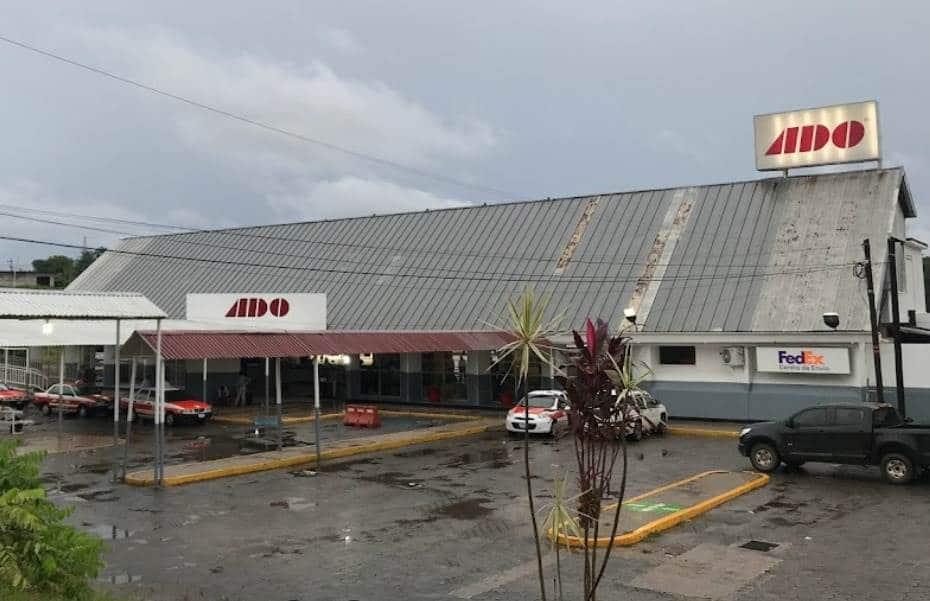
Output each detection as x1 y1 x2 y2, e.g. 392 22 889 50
69 167 930 420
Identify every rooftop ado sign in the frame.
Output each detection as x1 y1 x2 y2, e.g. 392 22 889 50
186 293 327 330
754 101 880 171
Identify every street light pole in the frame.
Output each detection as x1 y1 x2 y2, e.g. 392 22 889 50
887 238 906 417
862 240 885 405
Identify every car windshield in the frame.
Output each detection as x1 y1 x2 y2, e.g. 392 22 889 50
519 395 558 409
0 383 9 391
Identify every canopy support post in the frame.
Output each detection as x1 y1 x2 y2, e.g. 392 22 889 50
57 349 64 452
113 320 121 446
314 355 321 468
202 358 208 407
121 357 137 482
154 320 163 487
275 357 283 451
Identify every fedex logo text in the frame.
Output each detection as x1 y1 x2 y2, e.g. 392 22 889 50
765 121 864 156
225 297 290 318
777 350 824 366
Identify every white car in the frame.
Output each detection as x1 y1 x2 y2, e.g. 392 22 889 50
506 390 569 435
620 390 669 440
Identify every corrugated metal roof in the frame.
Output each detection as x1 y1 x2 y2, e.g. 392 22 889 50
0 289 166 320
128 330 516 359
70 168 913 333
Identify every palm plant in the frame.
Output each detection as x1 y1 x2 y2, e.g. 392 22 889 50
495 289 562 601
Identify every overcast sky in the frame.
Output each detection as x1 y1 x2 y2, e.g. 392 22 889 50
1 1 928 269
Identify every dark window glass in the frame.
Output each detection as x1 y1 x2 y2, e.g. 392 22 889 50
659 346 696 365
794 408 828 427
834 408 864 426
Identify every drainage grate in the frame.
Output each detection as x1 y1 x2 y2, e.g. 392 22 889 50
740 540 779 552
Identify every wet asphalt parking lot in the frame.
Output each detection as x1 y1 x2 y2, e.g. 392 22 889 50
28 417 930 601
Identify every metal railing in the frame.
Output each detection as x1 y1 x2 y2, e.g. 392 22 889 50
0 363 48 391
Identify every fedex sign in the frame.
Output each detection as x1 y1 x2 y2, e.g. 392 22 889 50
754 101 880 171
185 293 326 330
755 347 850 374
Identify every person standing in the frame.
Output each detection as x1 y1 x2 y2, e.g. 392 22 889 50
234 372 250 408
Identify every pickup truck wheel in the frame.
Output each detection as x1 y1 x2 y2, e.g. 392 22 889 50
749 442 780 473
881 453 914 485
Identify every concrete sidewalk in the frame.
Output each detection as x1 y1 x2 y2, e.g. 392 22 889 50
125 416 500 486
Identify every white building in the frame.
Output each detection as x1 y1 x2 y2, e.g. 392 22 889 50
64 167 930 421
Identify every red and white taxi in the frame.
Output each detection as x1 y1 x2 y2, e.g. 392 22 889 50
121 386 212 426
0 383 29 409
506 390 569 435
33 383 112 418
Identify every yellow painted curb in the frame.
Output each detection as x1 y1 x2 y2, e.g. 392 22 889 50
553 470 770 548
667 426 739 439
212 412 343 425
124 422 495 487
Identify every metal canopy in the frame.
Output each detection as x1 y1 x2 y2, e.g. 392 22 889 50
123 329 516 360
0 288 165 320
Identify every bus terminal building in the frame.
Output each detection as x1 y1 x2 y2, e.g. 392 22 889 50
67 167 930 422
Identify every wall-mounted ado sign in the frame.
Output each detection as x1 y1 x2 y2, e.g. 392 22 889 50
754 101 880 171
755 347 850 375
185 293 326 330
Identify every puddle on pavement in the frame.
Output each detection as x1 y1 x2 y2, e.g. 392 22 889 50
430 497 494 520
445 448 512 469
394 447 439 458
57 482 90 493
359 471 423 488
77 489 120 502
78 463 113 475
83 522 134 539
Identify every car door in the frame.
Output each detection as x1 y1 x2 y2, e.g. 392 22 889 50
782 407 831 461
825 407 871 463
641 393 663 428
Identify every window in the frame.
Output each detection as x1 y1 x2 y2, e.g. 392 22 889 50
834 408 865 426
793 408 828 428
659 346 696 365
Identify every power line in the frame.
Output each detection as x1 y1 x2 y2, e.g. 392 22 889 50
0 33 518 200
0 233 858 287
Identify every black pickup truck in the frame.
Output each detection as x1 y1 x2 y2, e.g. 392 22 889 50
738 403 930 484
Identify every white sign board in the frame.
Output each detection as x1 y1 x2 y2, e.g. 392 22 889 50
185 293 326 330
755 347 850 375
754 101 880 171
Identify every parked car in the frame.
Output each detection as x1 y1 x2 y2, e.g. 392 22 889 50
0 382 29 410
122 386 212 426
619 390 669 440
506 390 569 435
738 402 930 484
32 383 112 418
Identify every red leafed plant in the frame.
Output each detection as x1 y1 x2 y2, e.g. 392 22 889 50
556 318 636 601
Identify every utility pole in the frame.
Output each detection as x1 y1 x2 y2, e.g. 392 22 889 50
8 259 15 288
861 240 884 404
887 238 906 418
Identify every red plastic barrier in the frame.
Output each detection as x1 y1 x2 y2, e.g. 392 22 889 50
344 404 381 428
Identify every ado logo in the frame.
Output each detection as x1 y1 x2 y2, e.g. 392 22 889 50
225 297 290 318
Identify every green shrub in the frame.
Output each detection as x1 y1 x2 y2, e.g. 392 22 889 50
0 439 104 600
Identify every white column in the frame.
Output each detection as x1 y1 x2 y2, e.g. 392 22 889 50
202 358 208 403
113 320 121 446
313 356 321 466
154 321 163 486
275 358 283 451
57 349 64 448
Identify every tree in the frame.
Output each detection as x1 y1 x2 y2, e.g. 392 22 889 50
0 440 104 599
30 248 105 288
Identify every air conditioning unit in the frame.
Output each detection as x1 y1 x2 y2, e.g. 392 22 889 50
720 347 745 367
